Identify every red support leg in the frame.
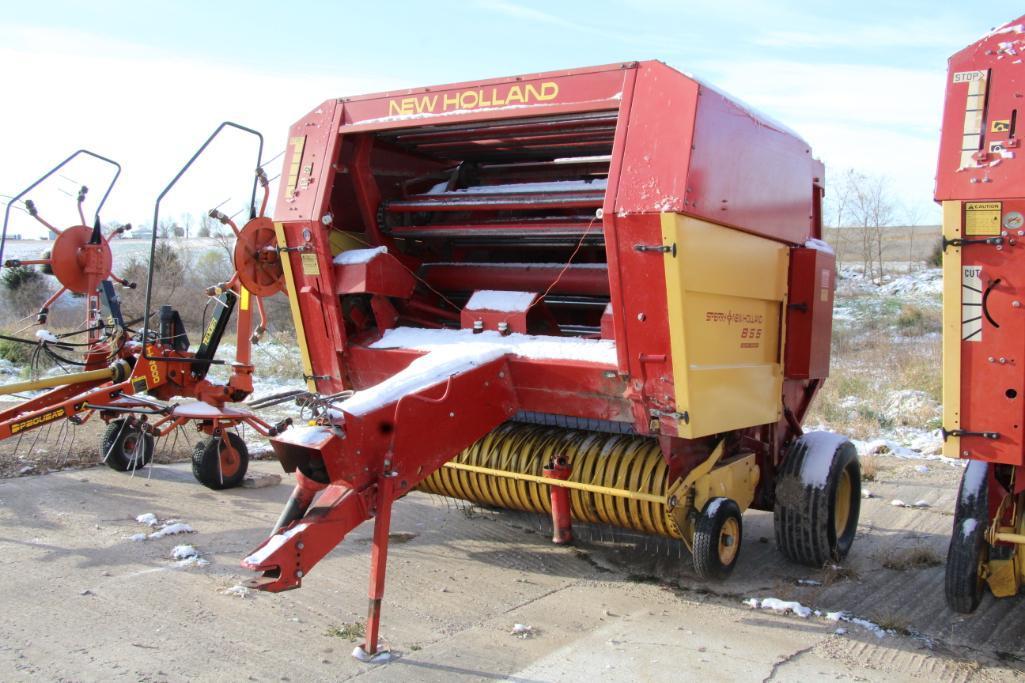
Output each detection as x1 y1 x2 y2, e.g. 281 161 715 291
544 456 573 545
363 474 396 656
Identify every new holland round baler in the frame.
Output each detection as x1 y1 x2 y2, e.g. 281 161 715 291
239 60 860 656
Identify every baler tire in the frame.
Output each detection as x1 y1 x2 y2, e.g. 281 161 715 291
192 432 248 490
100 419 154 472
945 460 989 614
692 497 743 580
774 434 861 568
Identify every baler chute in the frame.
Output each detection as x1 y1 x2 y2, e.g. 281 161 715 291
243 61 859 657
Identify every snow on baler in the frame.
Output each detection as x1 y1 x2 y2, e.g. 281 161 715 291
936 15 1025 612
241 61 859 657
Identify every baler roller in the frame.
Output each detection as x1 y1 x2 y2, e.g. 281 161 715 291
419 423 679 538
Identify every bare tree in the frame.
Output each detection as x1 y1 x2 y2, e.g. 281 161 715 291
846 172 897 282
823 168 863 266
901 203 925 273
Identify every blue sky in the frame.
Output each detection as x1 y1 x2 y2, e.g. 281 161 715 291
0 1 1020 235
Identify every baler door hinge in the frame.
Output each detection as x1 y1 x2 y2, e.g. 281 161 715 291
943 236 1003 251
942 427 1000 441
635 243 676 256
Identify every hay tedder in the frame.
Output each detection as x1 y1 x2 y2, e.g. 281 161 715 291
938 15 1025 612
238 61 860 657
0 137 292 489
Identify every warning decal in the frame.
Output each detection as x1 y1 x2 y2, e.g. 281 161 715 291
992 119 1011 133
300 253 321 276
962 265 983 342
965 201 1001 236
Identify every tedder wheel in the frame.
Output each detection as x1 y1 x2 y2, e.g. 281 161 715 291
774 433 861 567
192 431 249 490
945 460 990 614
100 419 154 472
693 497 743 580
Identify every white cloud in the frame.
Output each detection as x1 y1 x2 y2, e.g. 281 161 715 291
690 58 947 221
0 26 407 238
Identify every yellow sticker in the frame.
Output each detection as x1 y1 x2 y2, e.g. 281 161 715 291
992 120 1011 133
965 201 1002 236
240 286 250 311
301 253 321 276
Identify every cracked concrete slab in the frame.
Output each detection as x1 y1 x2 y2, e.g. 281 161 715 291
0 461 1022 681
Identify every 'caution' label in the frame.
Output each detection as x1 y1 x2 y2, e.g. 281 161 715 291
965 202 1001 236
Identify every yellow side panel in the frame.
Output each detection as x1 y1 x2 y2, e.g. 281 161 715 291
942 200 963 458
274 222 317 392
660 214 789 438
328 229 369 256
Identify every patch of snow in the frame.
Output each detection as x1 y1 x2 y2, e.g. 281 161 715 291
914 465 929 474
891 499 907 508
352 646 394 663
176 556 210 568
127 533 147 542
804 238 834 254
135 513 159 527
825 610 890 639
351 328 617 416
553 155 611 164
35 329 58 343
744 597 813 618
447 179 605 195
861 489 874 499
961 460 988 505
148 522 194 539
961 518 978 539
796 579 822 586
224 584 251 598
171 544 198 561
912 500 929 508
333 246 388 266
797 432 848 488
511 623 535 637
464 290 536 312
372 327 616 364
243 523 309 566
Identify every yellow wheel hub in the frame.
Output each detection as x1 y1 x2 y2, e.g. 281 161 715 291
834 468 852 536
718 516 740 565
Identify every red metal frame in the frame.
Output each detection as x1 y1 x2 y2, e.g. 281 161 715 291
249 60 831 654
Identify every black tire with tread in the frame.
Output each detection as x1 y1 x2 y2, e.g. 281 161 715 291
100 419 154 472
774 434 861 567
692 497 743 580
192 431 248 490
945 460 989 614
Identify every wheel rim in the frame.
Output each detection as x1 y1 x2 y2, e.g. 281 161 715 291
718 517 740 566
834 468 852 536
123 434 140 467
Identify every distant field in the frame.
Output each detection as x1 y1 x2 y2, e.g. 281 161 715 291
824 225 939 263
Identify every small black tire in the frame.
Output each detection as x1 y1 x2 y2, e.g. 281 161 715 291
945 460 989 614
100 419 154 472
692 497 743 580
192 431 248 490
774 433 861 567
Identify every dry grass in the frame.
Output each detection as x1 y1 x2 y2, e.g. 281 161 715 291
820 563 860 586
326 621 366 641
860 456 878 482
873 614 912 635
807 292 941 440
879 546 942 571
